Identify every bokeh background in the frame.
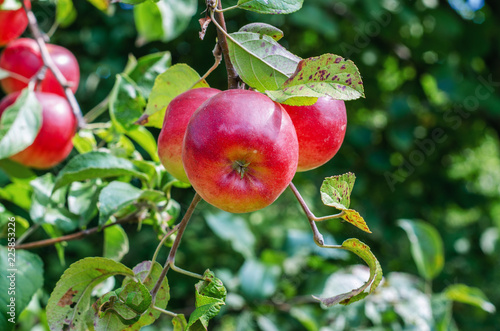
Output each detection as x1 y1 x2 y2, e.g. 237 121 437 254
3 0 500 330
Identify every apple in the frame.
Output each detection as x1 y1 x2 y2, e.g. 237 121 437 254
281 97 347 172
0 91 76 169
0 0 30 47
182 89 299 213
158 87 221 183
0 38 80 96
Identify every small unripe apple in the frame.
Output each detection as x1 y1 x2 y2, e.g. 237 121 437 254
0 38 80 96
281 97 347 172
0 0 30 47
0 91 76 169
157 87 221 183
183 89 299 213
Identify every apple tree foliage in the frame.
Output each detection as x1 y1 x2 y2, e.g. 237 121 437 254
0 0 498 330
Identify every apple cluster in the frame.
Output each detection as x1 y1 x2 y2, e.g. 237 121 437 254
158 88 346 213
0 2 79 169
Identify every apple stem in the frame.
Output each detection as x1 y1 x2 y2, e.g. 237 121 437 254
210 0 240 89
21 1 86 129
151 193 203 300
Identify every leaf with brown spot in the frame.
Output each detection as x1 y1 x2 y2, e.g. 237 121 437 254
266 53 365 105
47 257 135 331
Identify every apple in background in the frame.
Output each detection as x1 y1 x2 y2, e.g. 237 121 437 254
157 87 221 183
183 89 299 213
0 91 76 169
0 0 30 47
0 38 80 96
281 97 347 172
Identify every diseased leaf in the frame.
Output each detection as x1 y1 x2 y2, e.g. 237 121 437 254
320 173 371 233
142 64 208 128
173 314 188 331
444 284 496 313
266 54 365 104
0 247 43 329
313 239 382 306
237 0 303 14
227 32 301 92
0 89 42 159
46 257 135 331
53 151 149 191
239 22 284 41
398 219 444 281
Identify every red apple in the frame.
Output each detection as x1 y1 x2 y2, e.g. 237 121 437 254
0 91 76 169
182 89 299 213
0 0 30 47
281 97 347 172
158 87 221 183
0 38 80 96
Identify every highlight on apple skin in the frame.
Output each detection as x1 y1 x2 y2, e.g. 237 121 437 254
0 38 80 97
0 91 76 169
157 87 221 183
281 97 347 172
182 89 299 213
0 0 30 47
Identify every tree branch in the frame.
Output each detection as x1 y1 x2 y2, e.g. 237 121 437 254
211 0 239 89
21 2 85 129
151 193 202 300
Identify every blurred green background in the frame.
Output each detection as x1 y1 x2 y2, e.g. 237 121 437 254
4 0 500 330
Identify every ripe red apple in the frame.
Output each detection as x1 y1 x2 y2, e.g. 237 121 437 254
0 0 30 47
0 91 76 169
182 89 299 213
281 97 347 172
0 38 80 96
158 87 221 183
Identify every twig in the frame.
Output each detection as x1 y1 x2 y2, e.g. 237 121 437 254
15 211 143 250
289 182 346 246
151 193 203 300
210 0 239 89
21 2 85 129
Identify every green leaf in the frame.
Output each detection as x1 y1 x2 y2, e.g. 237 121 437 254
398 219 444 280
0 181 32 210
313 239 383 306
173 314 188 331
120 261 170 330
0 89 42 159
239 259 280 300
46 257 135 331
86 0 109 11
119 0 147 4
133 0 197 46
227 32 301 92
109 74 147 131
239 22 284 41
237 0 303 14
142 64 209 128
128 51 172 98
125 126 159 162
104 224 129 262
444 284 496 313
187 270 227 330
68 181 99 227
98 181 165 226
204 212 255 259
73 129 97 154
0 247 43 329
53 151 149 191
266 53 365 104
0 158 36 181
41 224 66 265
56 0 77 27
320 173 371 233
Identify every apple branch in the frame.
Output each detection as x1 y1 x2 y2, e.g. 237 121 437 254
151 193 203 300
289 182 347 246
21 1 85 129
210 0 239 89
